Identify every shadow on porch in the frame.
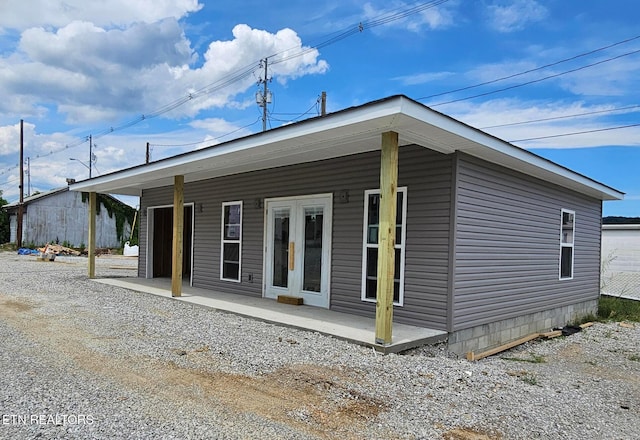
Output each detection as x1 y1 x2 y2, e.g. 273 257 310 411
93 277 447 354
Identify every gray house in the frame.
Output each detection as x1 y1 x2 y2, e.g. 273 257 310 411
69 95 623 355
4 187 134 249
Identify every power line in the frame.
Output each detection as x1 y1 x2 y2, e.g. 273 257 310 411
268 100 319 123
430 47 640 106
271 0 450 66
510 123 640 142
9 0 449 167
481 104 640 129
149 140 209 148
92 1 451 141
149 117 262 149
418 34 640 101
14 0 638 179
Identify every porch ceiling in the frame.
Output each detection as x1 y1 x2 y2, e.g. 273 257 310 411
68 95 623 201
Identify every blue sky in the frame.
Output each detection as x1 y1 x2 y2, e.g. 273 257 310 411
0 0 638 216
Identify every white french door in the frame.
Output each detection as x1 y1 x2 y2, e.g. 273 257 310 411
264 194 332 308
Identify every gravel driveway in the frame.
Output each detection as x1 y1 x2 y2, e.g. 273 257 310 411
0 251 638 439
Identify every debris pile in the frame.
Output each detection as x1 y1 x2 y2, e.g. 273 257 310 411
38 244 82 256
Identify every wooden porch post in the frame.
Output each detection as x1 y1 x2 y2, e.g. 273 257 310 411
171 175 184 297
375 131 398 345
87 192 96 279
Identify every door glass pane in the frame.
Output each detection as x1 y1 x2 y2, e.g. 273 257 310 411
561 211 574 244
223 204 241 240
367 194 379 244
303 207 323 292
223 262 239 280
222 243 240 280
272 208 290 288
561 247 573 278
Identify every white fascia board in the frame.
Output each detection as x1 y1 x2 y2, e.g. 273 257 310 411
69 95 623 201
69 100 405 195
398 97 624 201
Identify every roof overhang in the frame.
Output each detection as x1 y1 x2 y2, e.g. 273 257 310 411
69 95 624 202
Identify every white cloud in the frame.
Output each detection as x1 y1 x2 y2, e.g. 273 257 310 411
20 20 195 72
556 55 640 97
199 25 328 89
392 71 455 86
0 122 23 156
443 98 640 149
0 0 203 31
487 0 548 33
0 122 93 201
0 121 75 158
0 20 328 126
362 1 455 33
189 117 252 138
448 45 640 104
465 59 538 84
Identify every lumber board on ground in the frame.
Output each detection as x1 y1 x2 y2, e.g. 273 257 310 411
467 333 540 361
277 295 303 306
468 322 596 361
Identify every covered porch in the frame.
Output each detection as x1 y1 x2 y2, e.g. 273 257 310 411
93 277 447 354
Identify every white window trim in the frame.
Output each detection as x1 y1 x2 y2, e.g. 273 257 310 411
220 201 243 282
559 208 575 280
361 187 407 306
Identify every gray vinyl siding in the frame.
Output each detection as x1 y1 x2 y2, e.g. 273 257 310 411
452 153 602 331
138 145 452 330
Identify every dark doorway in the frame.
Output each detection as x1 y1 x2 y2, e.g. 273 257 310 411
152 206 193 279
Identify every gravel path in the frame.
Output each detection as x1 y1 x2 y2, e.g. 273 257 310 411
0 251 638 439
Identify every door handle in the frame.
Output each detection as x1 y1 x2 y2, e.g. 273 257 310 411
289 242 295 271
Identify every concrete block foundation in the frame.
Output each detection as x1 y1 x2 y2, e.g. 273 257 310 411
447 299 598 356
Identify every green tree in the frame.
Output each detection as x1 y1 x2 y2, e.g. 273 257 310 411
0 190 9 244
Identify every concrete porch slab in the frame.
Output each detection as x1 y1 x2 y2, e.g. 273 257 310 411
93 277 447 354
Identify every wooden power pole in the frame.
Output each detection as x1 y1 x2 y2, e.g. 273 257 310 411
321 91 327 116
16 119 24 248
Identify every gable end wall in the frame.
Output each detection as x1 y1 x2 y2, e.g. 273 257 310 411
452 153 602 331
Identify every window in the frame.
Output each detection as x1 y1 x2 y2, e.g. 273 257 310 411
560 209 575 280
221 201 242 282
361 188 407 305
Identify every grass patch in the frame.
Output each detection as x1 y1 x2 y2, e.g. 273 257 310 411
629 354 640 362
570 313 598 326
520 373 539 386
502 354 546 364
598 296 640 322
0 243 16 252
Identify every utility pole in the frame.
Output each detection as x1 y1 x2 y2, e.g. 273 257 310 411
256 58 271 132
88 134 93 178
16 119 24 248
146 142 150 164
26 157 31 197
321 91 327 116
